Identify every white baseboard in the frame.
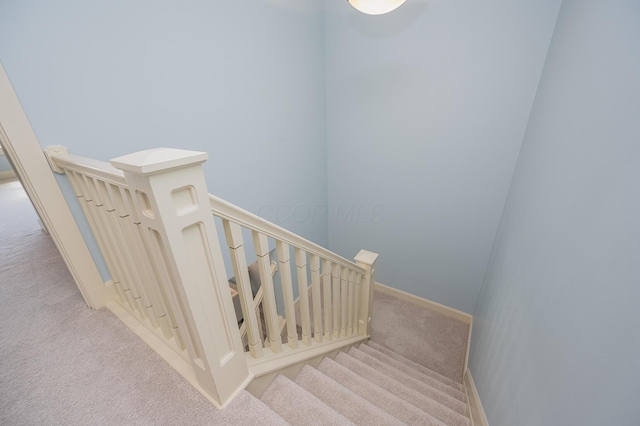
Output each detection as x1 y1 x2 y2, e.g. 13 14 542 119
374 282 472 324
465 369 489 426
0 169 16 180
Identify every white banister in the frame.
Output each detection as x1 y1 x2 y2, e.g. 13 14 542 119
210 194 365 276
252 231 283 353
46 145 380 407
276 241 299 349
222 220 264 358
309 254 323 343
65 170 136 309
355 249 379 336
347 270 355 336
294 248 312 346
111 184 179 341
322 259 333 340
47 150 126 184
110 148 250 407
332 264 341 338
340 267 348 337
47 148 186 350
354 272 362 335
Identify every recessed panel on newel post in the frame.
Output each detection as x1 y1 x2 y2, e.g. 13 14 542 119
111 148 249 407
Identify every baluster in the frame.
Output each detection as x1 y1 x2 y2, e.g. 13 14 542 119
340 268 348 337
276 241 298 349
254 290 266 345
107 182 170 333
120 186 185 349
92 178 151 324
65 170 134 309
322 259 332 340
252 232 283 353
80 174 139 312
294 248 312 346
223 220 264 358
354 273 362 334
332 264 341 338
89 176 147 316
347 270 355 336
309 254 323 343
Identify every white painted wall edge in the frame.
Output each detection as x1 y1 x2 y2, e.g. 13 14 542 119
465 369 489 426
0 63 108 309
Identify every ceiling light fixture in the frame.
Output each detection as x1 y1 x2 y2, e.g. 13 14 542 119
347 0 406 15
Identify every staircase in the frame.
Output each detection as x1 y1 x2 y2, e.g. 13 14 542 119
45 147 474 423
232 340 471 426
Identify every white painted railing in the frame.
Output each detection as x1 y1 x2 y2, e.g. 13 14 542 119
45 146 378 407
44 148 188 354
210 194 377 369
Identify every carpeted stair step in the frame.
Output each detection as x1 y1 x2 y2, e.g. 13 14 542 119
293 364 405 425
334 351 470 426
223 390 290 425
366 340 464 391
260 374 354 425
317 356 447 426
357 343 467 401
347 347 469 416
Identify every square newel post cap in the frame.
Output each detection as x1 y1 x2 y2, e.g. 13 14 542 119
355 249 379 266
110 148 208 175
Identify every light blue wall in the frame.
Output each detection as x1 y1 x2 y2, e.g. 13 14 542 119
53 174 111 280
324 0 562 313
0 0 328 281
0 154 12 172
470 1 640 424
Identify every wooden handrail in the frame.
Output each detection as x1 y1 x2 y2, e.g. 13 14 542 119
48 149 365 277
209 194 365 275
46 148 126 185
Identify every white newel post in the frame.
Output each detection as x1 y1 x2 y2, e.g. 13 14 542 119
355 249 379 336
111 148 250 408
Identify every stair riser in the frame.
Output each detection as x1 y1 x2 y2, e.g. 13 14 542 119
347 347 469 416
334 352 470 426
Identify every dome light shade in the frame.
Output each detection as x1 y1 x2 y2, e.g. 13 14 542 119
347 0 406 15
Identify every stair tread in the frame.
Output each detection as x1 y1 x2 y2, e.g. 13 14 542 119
223 390 290 425
317 356 447 426
347 347 468 416
334 352 471 426
358 343 467 400
366 340 464 390
260 374 354 426
294 364 405 426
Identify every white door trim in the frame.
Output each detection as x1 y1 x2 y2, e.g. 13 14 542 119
0 63 107 308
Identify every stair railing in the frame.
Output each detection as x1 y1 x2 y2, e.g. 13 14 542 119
210 192 378 375
45 146 378 407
